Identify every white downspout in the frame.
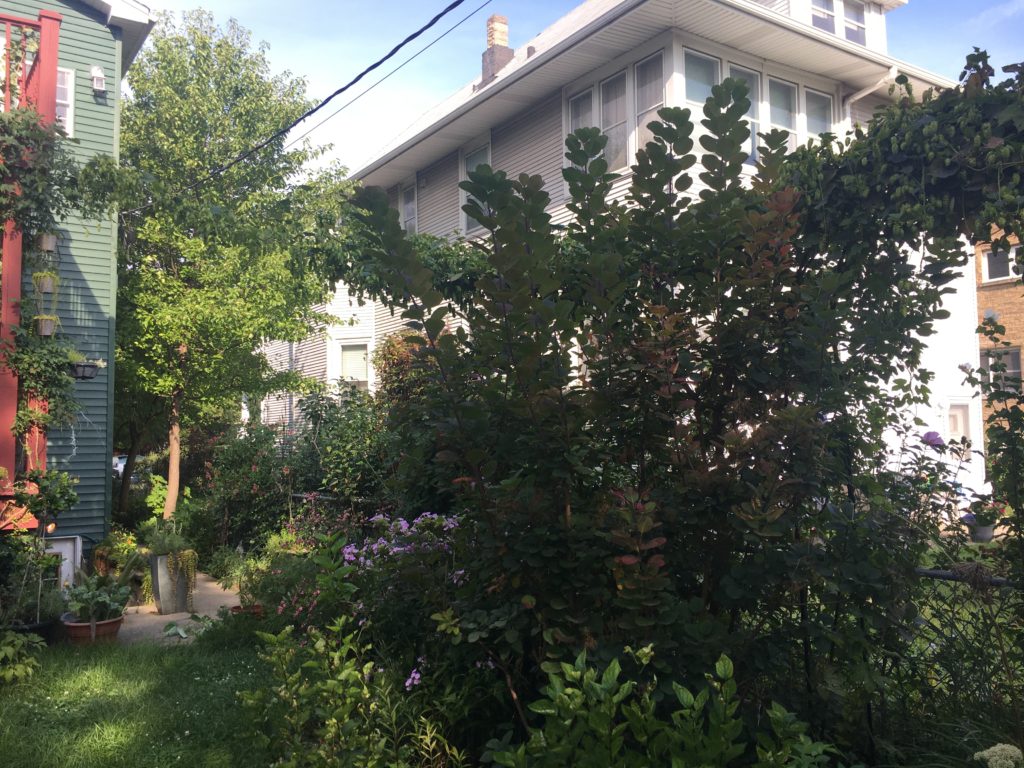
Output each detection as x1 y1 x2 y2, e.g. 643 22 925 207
843 65 899 126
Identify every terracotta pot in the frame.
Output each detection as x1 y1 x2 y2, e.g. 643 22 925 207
38 233 57 252
229 604 264 618
61 613 123 644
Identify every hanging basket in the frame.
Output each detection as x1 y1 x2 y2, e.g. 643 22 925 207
968 524 996 544
38 233 57 252
68 361 99 380
34 316 58 337
33 273 57 294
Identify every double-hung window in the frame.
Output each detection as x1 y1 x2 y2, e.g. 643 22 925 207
768 78 798 153
462 144 490 232
811 0 836 34
983 347 1022 393
728 65 760 164
566 51 665 174
635 53 664 152
401 185 417 235
805 89 834 140
843 1 867 45
982 246 1018 283
340 344 369 391
56 68 74 137
684 51 719 152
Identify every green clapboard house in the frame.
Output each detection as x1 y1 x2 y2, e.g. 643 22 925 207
0 0 153 566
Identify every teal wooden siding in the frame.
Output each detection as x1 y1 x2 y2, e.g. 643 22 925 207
4 0 122 546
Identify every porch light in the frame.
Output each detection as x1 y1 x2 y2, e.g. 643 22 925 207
90 66 106 92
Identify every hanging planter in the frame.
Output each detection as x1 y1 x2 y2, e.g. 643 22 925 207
33 315 58 337
32 270 59 295
68 361 99 380
38 233 58 253
967 524 996 544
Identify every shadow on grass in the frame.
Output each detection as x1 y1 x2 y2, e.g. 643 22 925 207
0 640 268 768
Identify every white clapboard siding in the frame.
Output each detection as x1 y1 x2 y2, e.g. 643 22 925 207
492 91 567 209
417 152 461 237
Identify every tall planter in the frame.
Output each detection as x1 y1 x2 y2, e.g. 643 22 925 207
149 554 190 614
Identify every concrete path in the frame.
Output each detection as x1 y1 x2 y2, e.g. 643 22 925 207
120 573 238 644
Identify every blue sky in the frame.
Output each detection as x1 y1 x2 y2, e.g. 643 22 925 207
147 0 1023 172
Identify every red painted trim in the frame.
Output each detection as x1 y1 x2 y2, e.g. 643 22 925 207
0 225 22 494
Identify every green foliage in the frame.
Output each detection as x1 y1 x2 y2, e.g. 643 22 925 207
116 11 353 515
491 650 845 767
242 618 468 768
0 630 44 686
338 53 1024 763
1 325 79 441
0 531 63 626
975 744 1024 768
190 425 292 553
66 572 133 622
12 470 78 523
138 515 191 555
0 107 117 235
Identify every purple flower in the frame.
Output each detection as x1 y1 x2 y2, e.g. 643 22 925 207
922 431 945 449
960 512 977 525
404 668 422 690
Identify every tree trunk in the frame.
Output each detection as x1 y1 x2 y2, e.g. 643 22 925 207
163 392 182 519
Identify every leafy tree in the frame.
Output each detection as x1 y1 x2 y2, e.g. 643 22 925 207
342 54 1024 758
116 11 351 516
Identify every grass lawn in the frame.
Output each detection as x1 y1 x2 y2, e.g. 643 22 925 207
0 640 270 768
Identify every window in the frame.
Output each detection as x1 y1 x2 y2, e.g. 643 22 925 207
843 1 867 45
600 72 628 171
729 65 760 164
340 344 369 391
811 0 836 34
401 185 417 235
56 68 74 137
635 53 664 152
569 89 593 134
805 90 834 138
983 347 1022 393
947 403 971 443
684 51 719 152
462 144 490 231
768 78 797 152
982 246 1018 283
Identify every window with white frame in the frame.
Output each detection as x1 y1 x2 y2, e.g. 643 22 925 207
728 64 760 164
635 53 664 152
56 68 74 136
462 144 490 231
811 0 836 34
947 403 971 444
982 246 1018 283
401 185 417 235
566 52 665 174
810 0 868 45
982 347 1022 393
684 49 835 160
843 1 867 45
340 344 369 391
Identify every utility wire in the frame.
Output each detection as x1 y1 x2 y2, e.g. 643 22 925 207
122 0 473 217
284 0 494 151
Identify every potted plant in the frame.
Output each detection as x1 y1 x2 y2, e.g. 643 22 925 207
961 501 1008 543
139 518 197 615
33 315 58 337
32 270 59 296
67 351 101 380
223 555 266 618
62 570 134 644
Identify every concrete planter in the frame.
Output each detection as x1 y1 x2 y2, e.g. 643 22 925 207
150 554 190 614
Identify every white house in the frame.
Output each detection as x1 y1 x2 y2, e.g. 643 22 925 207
260 0 985 492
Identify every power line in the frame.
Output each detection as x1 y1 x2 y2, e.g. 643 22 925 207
284 0 494 151
123 0 474 217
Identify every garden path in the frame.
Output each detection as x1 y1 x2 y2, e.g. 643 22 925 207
119 573 237 644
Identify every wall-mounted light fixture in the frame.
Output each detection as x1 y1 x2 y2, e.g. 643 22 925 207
90 65 106 92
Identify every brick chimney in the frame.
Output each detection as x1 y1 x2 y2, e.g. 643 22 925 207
480 14 513 88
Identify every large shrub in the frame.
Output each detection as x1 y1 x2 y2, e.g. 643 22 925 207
337 56 1024 763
